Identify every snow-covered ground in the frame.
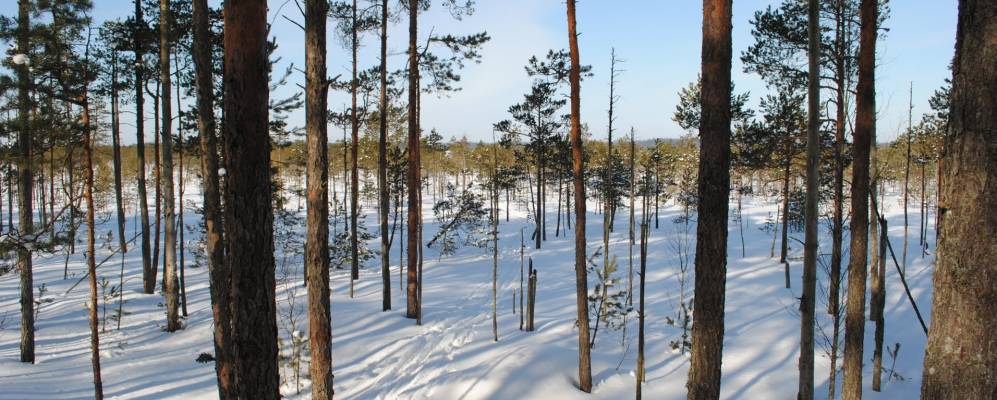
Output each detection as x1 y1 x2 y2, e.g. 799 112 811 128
0 182 935 399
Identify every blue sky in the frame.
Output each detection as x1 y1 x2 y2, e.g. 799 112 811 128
1 0 958 144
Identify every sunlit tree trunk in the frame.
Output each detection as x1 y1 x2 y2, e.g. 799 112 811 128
192 0 234 395
841 1 876 398
687 1 732 398
566 0 591 392
921 1 997 397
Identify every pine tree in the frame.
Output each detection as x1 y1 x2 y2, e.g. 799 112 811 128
191 0 232 395
223 0 280 397
566 0 591 392
687 0 732 398
841 0 876 398
921 0 997 397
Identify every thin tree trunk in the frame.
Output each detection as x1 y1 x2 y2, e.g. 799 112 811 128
135 0 154 295
223 0 280 396
111 51 129 330
175 50 188 318
921 1 997 397
16 0 34 363
160 0 181 332
871 219 886 391
637 221 648 399
798 0 820 396
305 1 333 397
378 0 391 312
566 0 591 392
780 159 791 266
82 83 104 400
152 82 162 291
192 0 234 394
406 0 421 320
841 1 876 398
349 0 361 289
903 82 912 272
687 1 732 398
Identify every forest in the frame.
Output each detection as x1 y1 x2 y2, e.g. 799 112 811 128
0 0 993 399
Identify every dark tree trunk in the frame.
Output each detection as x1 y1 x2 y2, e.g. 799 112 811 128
378 0 392 312
798 0 820 397
687 1 732 398
152 83 162 291
921 1 997 397
160 0 181 333
110 52 127 256
192 0 234 395
16 0 34 364
406 0 421 320
566 0 592 392
305 1 333 397
135 0 154 295
841 1 876 398
223 0 280 397
82 87 105 400
350 0 361 287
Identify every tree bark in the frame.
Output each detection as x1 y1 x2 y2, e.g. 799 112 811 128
378 0 392 312
192 0 234 395
223 0 280 397
16 0 34 364
305 1 333 397
134 0 154 295
566 0 592 392
798 0 820 397
687 1 732 398
405 0 422 320
160 0 181 333
82 84 105 400
841 1 876 398
350 0 361 286
921 1 997 397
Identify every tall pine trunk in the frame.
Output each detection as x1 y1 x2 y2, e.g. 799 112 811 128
921 1 997 397
566 0 591 392
349 0 361 288
687 1 732 398
223 0 280 397
305 1 333 397
82 82 105 400
192 0 234 395
135 0 154 295
798 0 820 397
160 0 181 333
378 0 392 312
16 0 34 364
841 0 876 398
405 0 422 320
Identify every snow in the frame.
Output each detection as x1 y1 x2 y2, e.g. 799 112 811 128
0 179 935 399
10 53 29 66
